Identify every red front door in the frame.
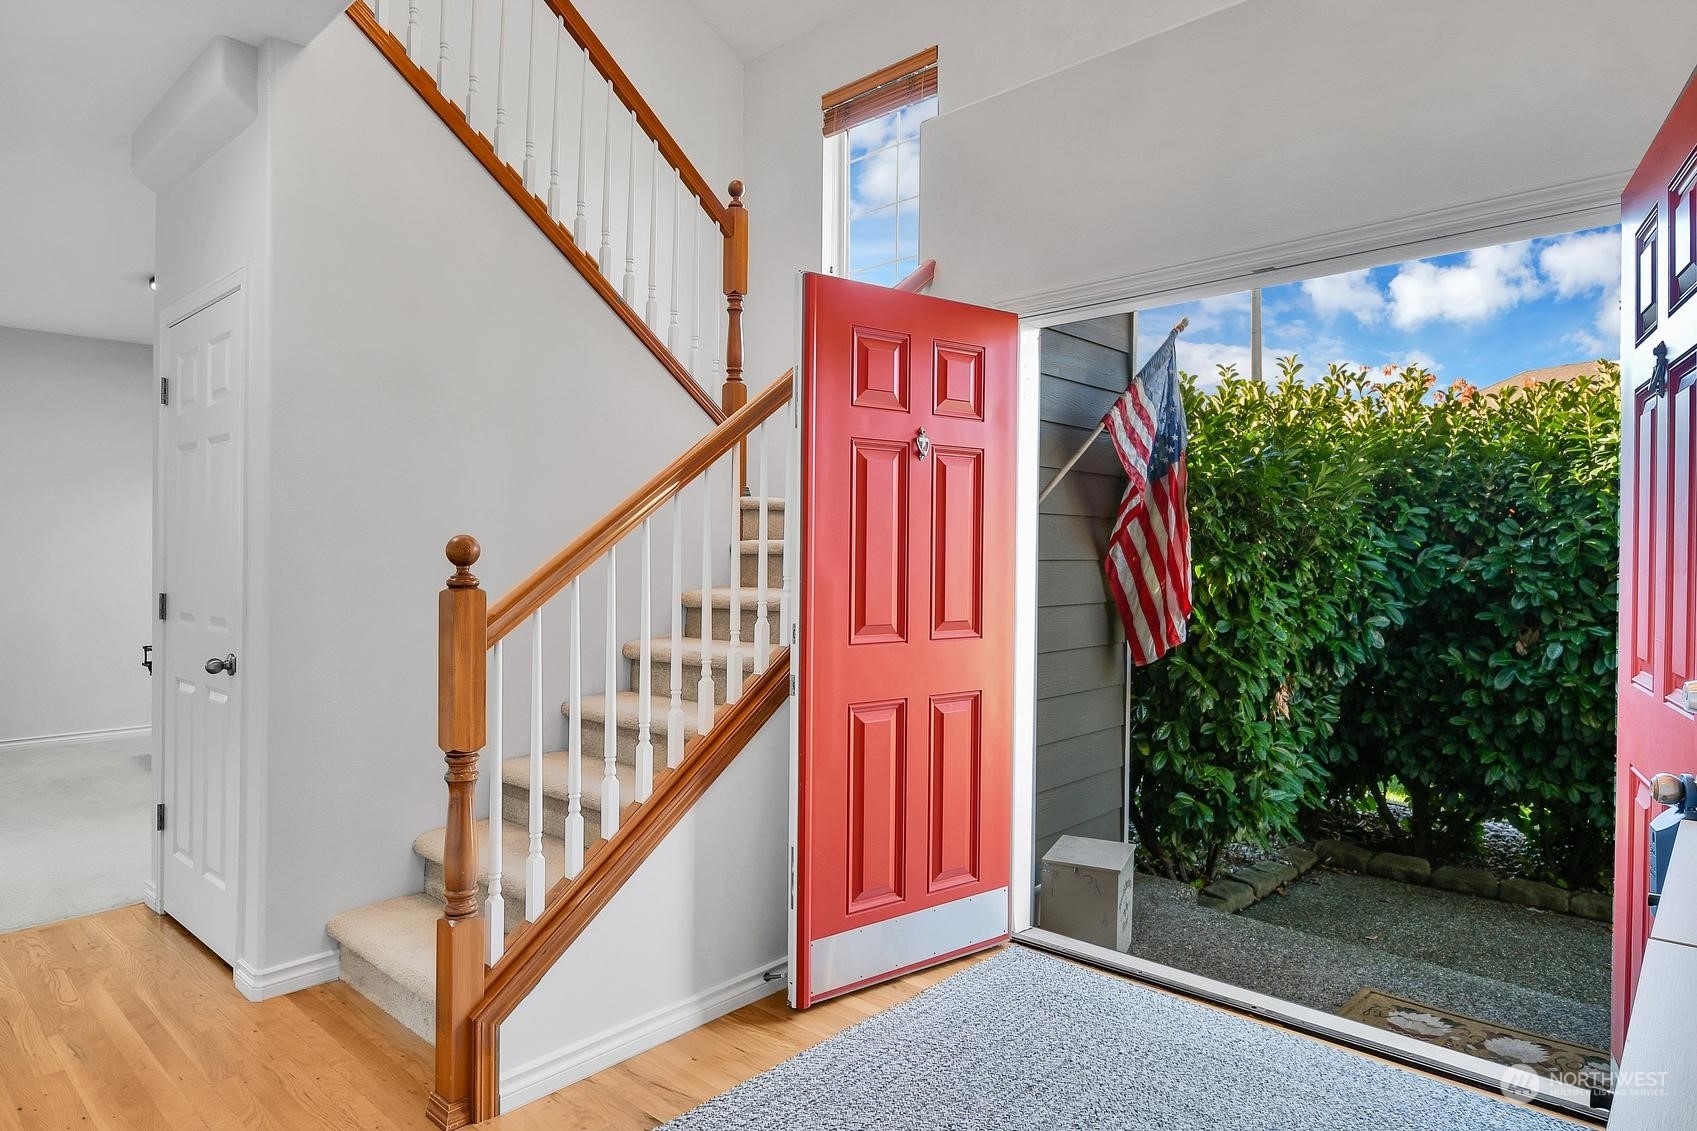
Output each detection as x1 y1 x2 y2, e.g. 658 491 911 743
1614 66 1697 1058
792 273 1017 1008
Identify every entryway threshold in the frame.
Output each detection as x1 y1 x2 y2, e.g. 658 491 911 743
1013 928 1606 1125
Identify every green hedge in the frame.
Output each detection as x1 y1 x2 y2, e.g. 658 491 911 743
1127 360 1619 889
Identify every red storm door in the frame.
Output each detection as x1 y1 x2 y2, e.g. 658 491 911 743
792 273 1017 1009
1615 66 1697 1058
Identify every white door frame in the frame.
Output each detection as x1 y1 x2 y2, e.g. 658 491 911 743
150 266 252 958
1004 200 1624 1122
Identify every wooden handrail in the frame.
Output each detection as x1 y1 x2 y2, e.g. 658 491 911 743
895 259 937 293
485 369 793 645
465 650 791 1121
538 0 731 233
346 1 750 426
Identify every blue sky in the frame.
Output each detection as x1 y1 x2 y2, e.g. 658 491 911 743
1130 226 1622 388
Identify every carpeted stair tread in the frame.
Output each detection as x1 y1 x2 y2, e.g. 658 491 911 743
414 818 572 902
621 636 770 670
561 690 718 735
679 585 779 611
499 750 641 813
326 894 438 1023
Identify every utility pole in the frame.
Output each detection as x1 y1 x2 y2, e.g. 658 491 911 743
1250 288 1264 382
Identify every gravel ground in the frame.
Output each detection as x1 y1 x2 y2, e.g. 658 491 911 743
1242 869 1610 1005
1124 872 1610 1052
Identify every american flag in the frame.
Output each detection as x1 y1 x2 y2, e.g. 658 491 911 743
1102 329 1192 666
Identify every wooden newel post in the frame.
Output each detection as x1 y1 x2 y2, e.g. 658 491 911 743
428 534 487 1131
723 179 750 494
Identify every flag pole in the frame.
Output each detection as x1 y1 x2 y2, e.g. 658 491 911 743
1037 317 1188 505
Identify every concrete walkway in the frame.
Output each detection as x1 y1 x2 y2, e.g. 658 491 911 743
1127 869 1610 1053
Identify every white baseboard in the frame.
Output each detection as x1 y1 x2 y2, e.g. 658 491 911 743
0 725 151 752
142 880 161 914
234 950 341 1002
499 958 788 1114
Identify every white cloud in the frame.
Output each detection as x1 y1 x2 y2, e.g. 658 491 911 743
1387 242 1542 330
1176 340 1297 388
1301 269 1386 325
1539 229 1617 297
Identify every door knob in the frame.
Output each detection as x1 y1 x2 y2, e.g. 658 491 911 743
205 654 238 676
914 427 931 460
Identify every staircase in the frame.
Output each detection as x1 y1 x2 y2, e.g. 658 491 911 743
328 496 787 1043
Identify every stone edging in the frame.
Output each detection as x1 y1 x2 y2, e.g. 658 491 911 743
1196 838 1611 922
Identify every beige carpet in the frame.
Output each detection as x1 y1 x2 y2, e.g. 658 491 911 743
1338 987 1610 1087
0 732 152 933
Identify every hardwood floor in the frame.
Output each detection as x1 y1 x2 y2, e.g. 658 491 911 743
0 904 1586 1129
0 904 983 1130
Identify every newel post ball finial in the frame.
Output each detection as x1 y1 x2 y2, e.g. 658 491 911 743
728 179 744 204
445 535 481 588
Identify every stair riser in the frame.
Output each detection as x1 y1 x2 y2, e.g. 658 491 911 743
630 652 774 707
499 782 606 846
559 711 692 766
740 508 785 540
682 597 780 641
737 550 784 589
339 950 433 1045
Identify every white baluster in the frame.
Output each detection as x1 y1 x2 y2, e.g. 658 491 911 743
493 0 509 158
622 110 637 304
573 48 589 248
688 206 703 378
726 447 744 703
599 80 614 276
668 498 685 768
406 0 420 58
754 422 771 673
635 519 654 803
375 0 390 36
566 578 584 877
602 548 621 836
521 0 540 192
780 390 795 642
645 141 660 330
711 245 724 397
668 177 682 356
697 470 715 734
436 0 451 86
525 610 545 921
546 22 564 218
465 0 480 128
486 639 506 959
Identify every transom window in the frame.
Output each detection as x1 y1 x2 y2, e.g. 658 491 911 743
822 48 939 287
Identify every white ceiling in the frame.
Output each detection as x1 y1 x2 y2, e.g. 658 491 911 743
686 0 866 62
0 1 348 345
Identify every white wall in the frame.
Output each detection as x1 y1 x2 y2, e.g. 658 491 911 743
250 11 746 972
499 704 789 1113
737 0 1249 381
0 327 154 744
924 0 1697 316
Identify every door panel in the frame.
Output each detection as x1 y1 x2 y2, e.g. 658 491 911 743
1616 69 1697 1058
160 289 245 967
793 274 1017 1008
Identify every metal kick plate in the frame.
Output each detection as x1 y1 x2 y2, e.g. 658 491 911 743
810 887 1009 999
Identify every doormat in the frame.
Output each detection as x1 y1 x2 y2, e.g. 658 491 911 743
661 947 1569 1130
1337 988 1610 1087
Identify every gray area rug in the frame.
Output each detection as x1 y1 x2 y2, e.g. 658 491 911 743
663 946 1569 1131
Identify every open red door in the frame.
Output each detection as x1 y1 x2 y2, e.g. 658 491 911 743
1614 66 1697 1059
791 273 1017 1008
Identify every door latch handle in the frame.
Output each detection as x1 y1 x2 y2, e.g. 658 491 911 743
205 654 237 676
141 644 152 674
914 427 931 461
1650 341 1669 397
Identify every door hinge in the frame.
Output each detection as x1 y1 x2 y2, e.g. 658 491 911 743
156 803 166 832
160 377 169 405
789 845 796 910
789 672 797 697
158 592 167 621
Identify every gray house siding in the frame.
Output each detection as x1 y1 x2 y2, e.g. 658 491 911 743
1034 316 1132 874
